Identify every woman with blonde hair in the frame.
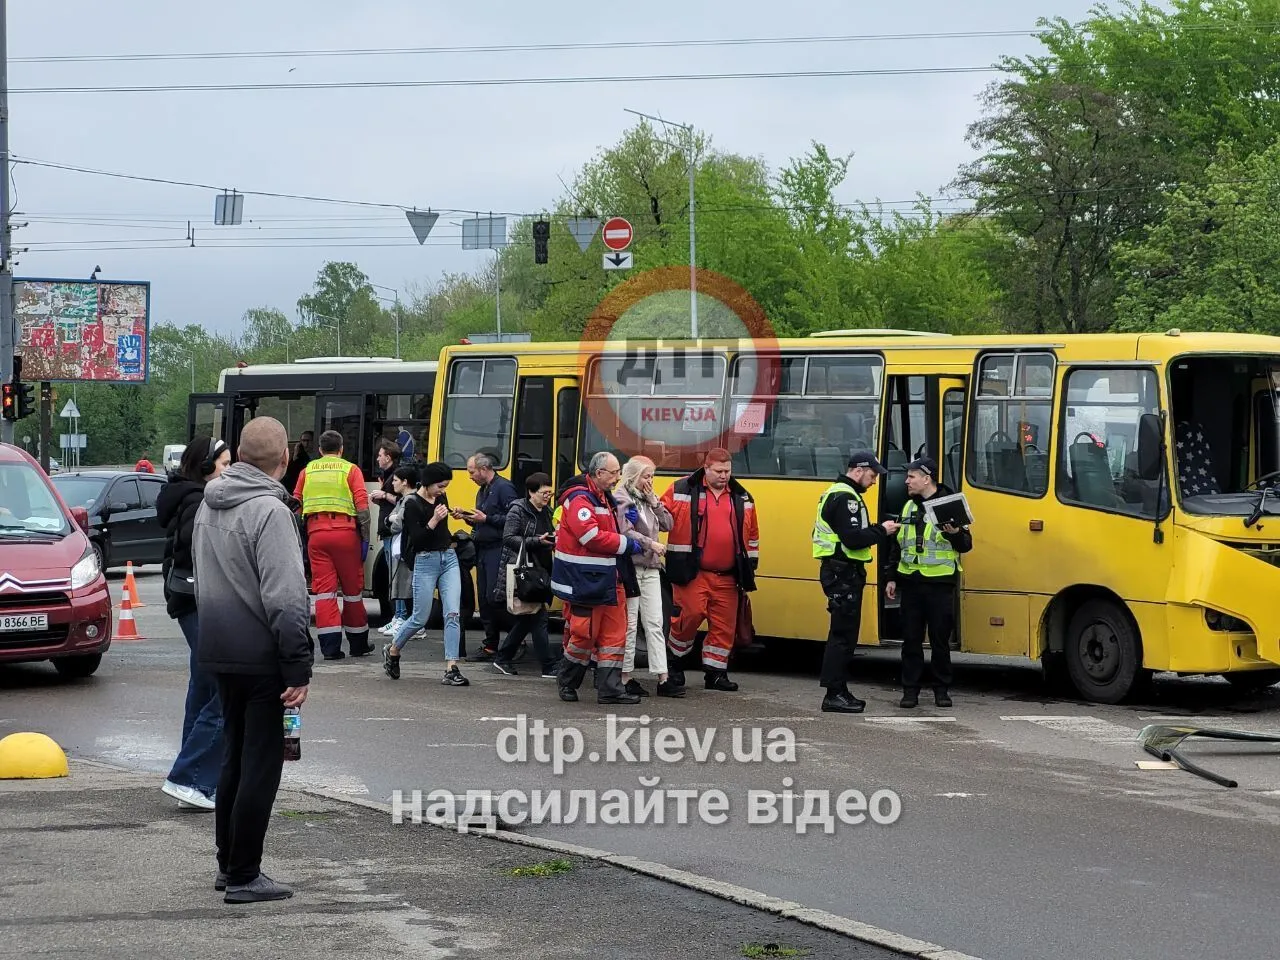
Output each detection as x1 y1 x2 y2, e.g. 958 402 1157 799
614 455 681 697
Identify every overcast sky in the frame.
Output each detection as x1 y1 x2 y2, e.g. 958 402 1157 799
11 0 1101 338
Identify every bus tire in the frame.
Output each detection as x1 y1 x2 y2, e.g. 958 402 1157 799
1064 599 1145 704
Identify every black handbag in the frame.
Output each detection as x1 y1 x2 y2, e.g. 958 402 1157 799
512 537 552 603
166 566 196 597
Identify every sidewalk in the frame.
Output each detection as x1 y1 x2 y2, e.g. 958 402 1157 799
0 761 912 960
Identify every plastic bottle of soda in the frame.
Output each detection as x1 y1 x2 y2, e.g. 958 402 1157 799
283 707 301 762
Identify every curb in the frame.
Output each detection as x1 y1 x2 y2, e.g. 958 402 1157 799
299 785 983 960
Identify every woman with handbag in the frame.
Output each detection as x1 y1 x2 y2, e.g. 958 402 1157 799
491 472 558 678
157 435 231 810
383 461 469 686
378 464 420 638
614 456 680 698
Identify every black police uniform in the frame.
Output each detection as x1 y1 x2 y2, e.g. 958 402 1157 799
817 474 895 709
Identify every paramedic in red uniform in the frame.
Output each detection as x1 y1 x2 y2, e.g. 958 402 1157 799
661 447 760 693
552 451 646 705
293 430 372 659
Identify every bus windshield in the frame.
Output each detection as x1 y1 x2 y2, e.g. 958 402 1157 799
1171 355 1280 515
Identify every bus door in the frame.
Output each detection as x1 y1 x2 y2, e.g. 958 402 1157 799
319 394 364 466
512 376 556 490
877 372 966 642
554 379 581 493
187 394 231 446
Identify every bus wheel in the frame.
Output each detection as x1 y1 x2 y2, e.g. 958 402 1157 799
1222 669 1280 693
1065 600 1144 705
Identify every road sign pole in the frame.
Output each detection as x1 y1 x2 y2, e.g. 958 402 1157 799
0 0 14 445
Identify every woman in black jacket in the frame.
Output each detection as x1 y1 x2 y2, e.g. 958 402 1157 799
156 436 230 811
491 472 558 678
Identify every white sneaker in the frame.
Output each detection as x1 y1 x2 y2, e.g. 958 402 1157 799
162 779 215 811
380 618 404 636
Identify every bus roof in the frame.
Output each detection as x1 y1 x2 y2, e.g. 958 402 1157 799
216 357 438 392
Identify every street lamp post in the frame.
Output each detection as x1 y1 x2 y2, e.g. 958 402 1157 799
370 283 402 359
624 108 698 338
309 310 342 357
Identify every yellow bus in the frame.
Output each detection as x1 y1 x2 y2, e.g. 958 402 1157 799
426 330 1280 704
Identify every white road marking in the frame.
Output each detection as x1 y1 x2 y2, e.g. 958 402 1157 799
863 717 958 724
934 792 987 798
1002 716 1139 744
1135 760 1180 770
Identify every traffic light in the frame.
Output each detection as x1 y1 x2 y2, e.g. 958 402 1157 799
18 383 35 419
533 219 550 264
2 380 34 421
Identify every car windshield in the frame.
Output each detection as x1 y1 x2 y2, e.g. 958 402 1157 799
0 462 71 536
50 476 107 509
1171 355 1280 516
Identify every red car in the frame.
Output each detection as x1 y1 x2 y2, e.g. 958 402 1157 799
0 442 112 677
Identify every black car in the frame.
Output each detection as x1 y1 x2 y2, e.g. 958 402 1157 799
50 470 168 570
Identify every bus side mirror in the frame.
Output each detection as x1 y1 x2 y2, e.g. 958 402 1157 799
1137 414 1163 482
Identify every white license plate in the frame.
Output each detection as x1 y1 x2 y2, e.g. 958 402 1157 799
0 613 48 632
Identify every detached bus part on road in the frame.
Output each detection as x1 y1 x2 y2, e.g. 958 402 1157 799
192 332 1280 704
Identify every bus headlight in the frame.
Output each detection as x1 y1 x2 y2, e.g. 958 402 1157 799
1204 608 1249 632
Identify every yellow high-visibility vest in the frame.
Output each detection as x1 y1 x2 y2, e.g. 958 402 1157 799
300 456 356 516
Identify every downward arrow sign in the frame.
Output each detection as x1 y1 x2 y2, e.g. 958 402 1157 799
607 253 628 266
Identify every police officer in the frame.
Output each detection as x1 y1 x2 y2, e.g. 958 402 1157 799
883 456 972 709
811 450 900 714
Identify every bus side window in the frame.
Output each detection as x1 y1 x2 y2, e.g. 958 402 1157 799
967 353 1054 498
440 358 517 469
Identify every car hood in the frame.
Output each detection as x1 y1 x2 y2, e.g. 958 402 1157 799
0 531 90 589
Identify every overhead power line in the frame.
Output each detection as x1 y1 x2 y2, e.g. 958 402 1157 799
10 31 1035 64
13 22 1277 65
9 66 998 96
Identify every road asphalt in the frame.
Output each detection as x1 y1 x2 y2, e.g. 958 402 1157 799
4 565 1280 959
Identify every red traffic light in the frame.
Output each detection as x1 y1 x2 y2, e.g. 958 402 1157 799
1 383 16 421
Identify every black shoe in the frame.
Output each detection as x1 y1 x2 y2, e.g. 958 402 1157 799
705 671 739 692
215 870 228 892
670 668 686 690
559 687 579 702
349 644 374 658
822 690 866 714
468 647 497 663
442 666 470 686
624 679 649 697
656 679 686 698
382 644 400 680
323 651 346 661
492 660 518 676
934 690 953 708
899 691 918 709
540 665 559 679
224 873 294 904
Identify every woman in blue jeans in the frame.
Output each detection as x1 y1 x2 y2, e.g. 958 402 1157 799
383 461 468 686
156 436 231 809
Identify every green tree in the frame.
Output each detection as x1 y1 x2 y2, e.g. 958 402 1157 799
1113 142 1280 333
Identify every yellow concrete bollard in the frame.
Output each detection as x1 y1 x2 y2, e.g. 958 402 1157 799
0 732 69 779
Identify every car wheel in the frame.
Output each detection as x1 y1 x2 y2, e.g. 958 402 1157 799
91 540 107 572
1064 599 1147 704
53 653 102 679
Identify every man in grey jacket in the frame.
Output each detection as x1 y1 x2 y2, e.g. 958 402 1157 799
194 416 311 904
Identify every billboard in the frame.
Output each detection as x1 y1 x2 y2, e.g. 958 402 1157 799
14 279 151 383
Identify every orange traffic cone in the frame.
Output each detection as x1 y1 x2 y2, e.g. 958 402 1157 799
123 561 145 607
115 586 144 642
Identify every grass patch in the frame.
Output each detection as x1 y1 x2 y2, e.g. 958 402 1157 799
506 858 575 878
741 944 809 958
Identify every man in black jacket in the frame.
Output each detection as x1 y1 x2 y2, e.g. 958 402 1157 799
458 452 519 659
811 451 900 714
883 456 973 708
194 417 311 904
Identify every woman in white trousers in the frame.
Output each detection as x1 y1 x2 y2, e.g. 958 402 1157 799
614 456 683 698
